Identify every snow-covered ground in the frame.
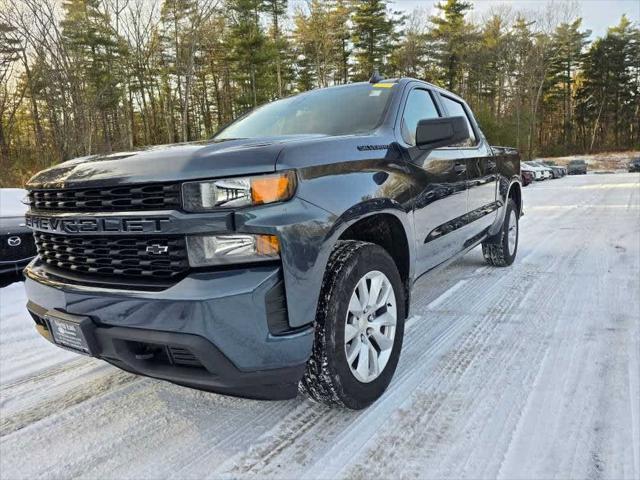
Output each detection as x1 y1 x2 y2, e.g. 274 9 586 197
1 173 639 479
540 150 640 171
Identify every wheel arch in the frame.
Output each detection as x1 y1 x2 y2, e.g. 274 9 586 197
489 176 523 237
508 180 523 218
330 203 415 318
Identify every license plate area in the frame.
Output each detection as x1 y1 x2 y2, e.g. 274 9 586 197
45 311 96 355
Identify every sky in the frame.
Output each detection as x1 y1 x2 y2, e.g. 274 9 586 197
392 0 640 37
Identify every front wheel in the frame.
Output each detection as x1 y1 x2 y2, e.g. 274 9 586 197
482 199 519 267
299 240 405 410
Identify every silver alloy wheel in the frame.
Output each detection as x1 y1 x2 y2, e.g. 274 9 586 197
507 210 518 255
344 270 397 383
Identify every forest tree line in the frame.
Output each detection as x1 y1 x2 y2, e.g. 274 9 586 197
0 0 639 187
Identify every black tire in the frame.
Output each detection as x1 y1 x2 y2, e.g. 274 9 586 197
299 240 405 410
482 199 519 267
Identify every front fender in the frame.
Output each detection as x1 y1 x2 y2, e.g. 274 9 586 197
235 160 416 329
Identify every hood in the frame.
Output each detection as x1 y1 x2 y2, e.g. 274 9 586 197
0 216 29 234
26 136 325 189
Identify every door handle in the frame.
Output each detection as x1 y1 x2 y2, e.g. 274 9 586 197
453 163 466 174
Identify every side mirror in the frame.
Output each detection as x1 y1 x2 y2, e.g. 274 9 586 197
415 116 470 149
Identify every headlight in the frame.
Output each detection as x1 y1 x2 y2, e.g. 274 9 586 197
182 171 296 212
187 234 280 267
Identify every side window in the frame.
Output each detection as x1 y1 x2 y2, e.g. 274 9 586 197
401 89 440 146
440 96 477 147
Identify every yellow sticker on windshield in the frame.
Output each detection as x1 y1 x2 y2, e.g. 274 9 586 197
372 83 394 88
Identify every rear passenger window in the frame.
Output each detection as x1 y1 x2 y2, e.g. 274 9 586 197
440 96 477 147
401 89 440 145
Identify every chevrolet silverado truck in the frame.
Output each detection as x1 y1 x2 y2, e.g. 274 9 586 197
23 78 522 409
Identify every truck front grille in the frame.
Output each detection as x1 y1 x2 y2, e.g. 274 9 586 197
28 183 181 212
34 232 188 282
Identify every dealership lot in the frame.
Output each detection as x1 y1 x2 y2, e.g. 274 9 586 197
1 173 638 479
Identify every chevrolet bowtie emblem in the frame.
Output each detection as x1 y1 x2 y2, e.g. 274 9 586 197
146 244 168 255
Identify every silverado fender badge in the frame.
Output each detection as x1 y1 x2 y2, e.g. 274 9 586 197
357 144 389 151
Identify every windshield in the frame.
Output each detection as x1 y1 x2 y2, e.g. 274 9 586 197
569 160 586 165
214 83 394 140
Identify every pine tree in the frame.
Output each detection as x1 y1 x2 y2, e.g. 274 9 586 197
428 0 475 92
329 0 352 84
160 0 199 142
62 0 126 152
351 0 402 80
292 0 350 88
0 22 21 77
465 12 515 147
0 21 23 166
548 19 590 148
390 9 429 79
576 15 638 151
263 0 288 96
227 0 273 110
510 15 536 152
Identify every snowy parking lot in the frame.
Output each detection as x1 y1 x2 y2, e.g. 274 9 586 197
1 172 638 479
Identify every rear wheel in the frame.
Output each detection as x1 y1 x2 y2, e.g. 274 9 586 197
482 199 519 267
299 240 405 409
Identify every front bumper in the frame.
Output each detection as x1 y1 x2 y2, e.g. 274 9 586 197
25 260 314 399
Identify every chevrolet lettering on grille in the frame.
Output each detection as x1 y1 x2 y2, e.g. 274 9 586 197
25 215 171 234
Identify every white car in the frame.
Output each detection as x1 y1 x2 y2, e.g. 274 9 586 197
530 161 554 179
523 162 546 181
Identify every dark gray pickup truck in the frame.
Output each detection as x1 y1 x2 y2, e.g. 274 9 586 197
23 77 521 409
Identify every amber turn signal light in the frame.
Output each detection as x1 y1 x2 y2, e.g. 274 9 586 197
256 234 280 255
251 172 296 205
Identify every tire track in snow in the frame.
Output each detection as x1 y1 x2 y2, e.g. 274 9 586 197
334 269 567 479
494 203 602 479
0 368 138 436
496 195 640 479
1 357 89 391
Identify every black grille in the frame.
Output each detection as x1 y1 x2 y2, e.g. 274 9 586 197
28 183 181 212
167 346 203 368
34 232 188 282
